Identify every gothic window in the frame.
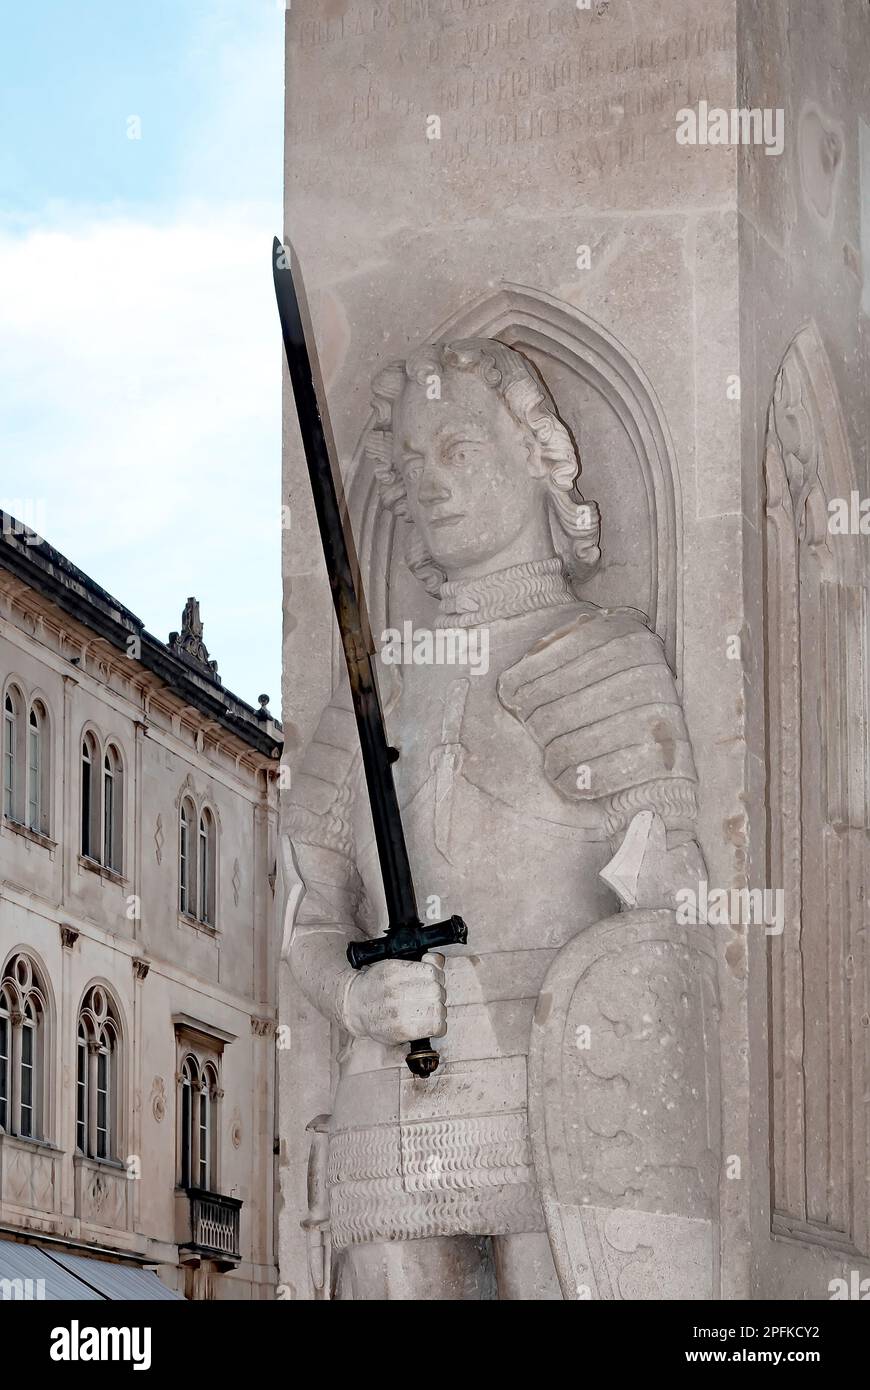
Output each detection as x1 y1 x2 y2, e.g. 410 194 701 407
178 1053 221 1192
76 1021 87 1154
81 729 124 873
199 1063 219 1190
179 798 194 914
0 953 48 1139
198 809 215 926
0 983 10 1132
76 985 121 1160
27 700 49 835
3 685 23 822
178 792 218 927
180 1057 196 1188
103 743 123 873
3 685 51 835
81 732 98 859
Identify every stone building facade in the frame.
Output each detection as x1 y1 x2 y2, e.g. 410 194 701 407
0 518 282 1299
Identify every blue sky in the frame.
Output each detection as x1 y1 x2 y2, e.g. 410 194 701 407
1 0 285 713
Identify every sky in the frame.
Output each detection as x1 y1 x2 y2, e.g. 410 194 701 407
0 0 285 714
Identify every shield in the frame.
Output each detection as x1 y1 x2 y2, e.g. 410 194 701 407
528 908 720 1300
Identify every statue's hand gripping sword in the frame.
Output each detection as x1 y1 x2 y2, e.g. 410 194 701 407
272 238 467 1078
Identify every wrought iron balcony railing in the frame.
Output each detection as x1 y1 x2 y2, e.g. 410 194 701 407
179 1188 241 1267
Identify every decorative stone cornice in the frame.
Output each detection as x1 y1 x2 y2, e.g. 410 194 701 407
173 1013 236 1053
0 521 282 758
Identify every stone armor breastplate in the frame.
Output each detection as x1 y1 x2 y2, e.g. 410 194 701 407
328 609 617 1248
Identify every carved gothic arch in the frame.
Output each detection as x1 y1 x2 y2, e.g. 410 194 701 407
1 946 56 1142
174 772 198 811
763 321 869 1256
77 977 128 1047
77 977 130 1159
2 672 26 703
345 282 682 680
174 773 222 831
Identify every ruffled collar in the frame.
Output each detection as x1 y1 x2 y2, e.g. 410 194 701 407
436 557 574 629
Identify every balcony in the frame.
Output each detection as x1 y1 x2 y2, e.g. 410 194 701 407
176 1188 241 1269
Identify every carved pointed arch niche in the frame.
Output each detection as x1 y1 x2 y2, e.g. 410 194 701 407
345 284 683 680
764 322 870 1255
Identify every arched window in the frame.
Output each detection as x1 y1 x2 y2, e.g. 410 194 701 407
3 686 23 822
81 731 124 873
199 1063 219 1190
76 1019 87 1154
0 953 47 1139
178 1054 220 1191
180 1056 198 1188
27 700 49 835
19 994 37 1138
179 798 194 915
0 981 11 1132
178 796 218 927
103 744 123 873
81 732 99 859
76 985 121 1160
198 809 216 925
3 686 51 835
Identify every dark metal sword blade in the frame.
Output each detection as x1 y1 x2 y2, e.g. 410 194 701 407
273 238 467 1079
271 236 419 932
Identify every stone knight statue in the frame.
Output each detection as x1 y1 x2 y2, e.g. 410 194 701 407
282 339 718 1300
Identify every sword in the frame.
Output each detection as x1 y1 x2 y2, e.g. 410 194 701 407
272 237 467 1078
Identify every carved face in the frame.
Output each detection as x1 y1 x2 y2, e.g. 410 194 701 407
393 370 545 572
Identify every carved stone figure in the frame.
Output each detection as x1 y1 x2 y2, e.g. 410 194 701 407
169 597 221 681
282 339 718 1300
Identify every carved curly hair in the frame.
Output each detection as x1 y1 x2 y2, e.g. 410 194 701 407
364 338 601 596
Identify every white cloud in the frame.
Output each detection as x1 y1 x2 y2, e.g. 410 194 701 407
0 208 283 712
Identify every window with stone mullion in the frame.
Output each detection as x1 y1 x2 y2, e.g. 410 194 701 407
76 1026 87 1153
0 957 46 1140
4 694 17 820
0 1003 9 1132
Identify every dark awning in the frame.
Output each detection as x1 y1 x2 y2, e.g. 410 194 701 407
0 1237 184 1300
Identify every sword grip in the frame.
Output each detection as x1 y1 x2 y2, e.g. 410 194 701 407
346 918 467 1079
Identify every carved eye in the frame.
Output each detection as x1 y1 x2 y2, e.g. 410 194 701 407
445 442 474 467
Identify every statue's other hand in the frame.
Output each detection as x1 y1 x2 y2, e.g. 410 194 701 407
343 954 448 1046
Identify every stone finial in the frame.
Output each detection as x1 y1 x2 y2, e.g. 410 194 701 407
168 597 221 683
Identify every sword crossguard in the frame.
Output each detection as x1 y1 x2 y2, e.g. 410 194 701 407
346 917 468 1078
346 916 467 970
